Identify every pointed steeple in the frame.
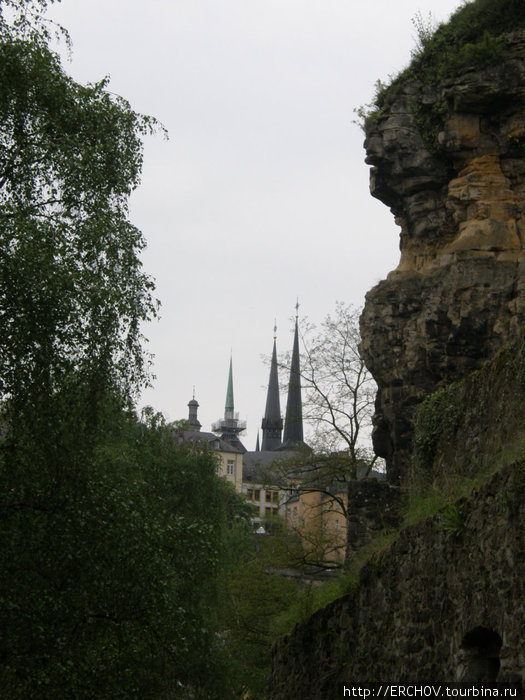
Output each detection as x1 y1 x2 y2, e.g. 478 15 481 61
212 354 247 452
225 354 234 421
261 324 283 451
255 430 260 452
282 303 304 448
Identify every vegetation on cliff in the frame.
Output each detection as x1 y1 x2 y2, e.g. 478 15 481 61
410 327 525 496
358 0 525 137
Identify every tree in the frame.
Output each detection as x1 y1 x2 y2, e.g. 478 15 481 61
277 302 383 568
0 407 233 697
0 0 160 425
0 3 235 695
216 514 305 700
296 302 378 465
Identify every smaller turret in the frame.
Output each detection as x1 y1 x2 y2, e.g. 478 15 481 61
187 392 201 431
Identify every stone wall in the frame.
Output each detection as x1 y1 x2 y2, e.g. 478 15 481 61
270 462 525 698
345 479 401 556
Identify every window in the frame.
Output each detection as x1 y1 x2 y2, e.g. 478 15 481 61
227 460 234 475
272 491 279 504
254 489 260 501
272 507 278 517
265 490 272 503
247 488 253 500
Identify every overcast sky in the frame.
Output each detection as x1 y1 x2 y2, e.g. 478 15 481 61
47 0 461 449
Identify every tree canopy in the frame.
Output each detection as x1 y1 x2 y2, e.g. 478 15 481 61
0 0 159 422
0 3 238 696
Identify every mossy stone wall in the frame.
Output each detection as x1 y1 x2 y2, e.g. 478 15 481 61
270 463 525 698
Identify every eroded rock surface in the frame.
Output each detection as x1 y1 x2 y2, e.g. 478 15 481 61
360 30 525 483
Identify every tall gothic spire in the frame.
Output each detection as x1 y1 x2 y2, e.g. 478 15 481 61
261 324 283 451
282 303 304 448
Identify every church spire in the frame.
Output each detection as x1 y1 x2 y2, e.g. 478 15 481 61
225 354 234 421
261 323 283 451
212 354 247 452
282 303 304 448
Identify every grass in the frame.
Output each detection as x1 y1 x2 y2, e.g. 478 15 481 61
273 435 525 637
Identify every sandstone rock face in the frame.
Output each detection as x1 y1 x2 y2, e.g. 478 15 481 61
360 30 525 484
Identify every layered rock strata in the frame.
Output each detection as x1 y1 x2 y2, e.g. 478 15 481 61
360 30 525 483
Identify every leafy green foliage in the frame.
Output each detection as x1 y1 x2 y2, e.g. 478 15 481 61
0 2 161 414
438 502 466 540
0 404 230 697
216 517 305 699
412 386 461 478
0 2 238 696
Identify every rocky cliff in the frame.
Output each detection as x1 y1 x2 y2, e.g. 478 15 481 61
271 6 525 696
360 28 525 483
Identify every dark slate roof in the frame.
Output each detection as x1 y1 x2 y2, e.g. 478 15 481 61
180 429 244 454
242 449 298 486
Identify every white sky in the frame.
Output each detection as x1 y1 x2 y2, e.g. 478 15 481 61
47 0 461 450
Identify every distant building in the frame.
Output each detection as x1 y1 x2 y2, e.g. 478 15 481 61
175 396 244 493
285 487 347 566
284 467 386 565
242 450 291 524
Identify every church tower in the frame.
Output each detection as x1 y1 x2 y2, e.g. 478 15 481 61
261 325 283 451
282 304 305 448
212 355 247 452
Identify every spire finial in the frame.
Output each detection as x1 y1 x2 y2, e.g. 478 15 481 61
274 319 277 339
192 385 195 400
295 298 300 319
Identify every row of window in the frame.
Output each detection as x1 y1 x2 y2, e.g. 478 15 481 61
246 488 279 504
